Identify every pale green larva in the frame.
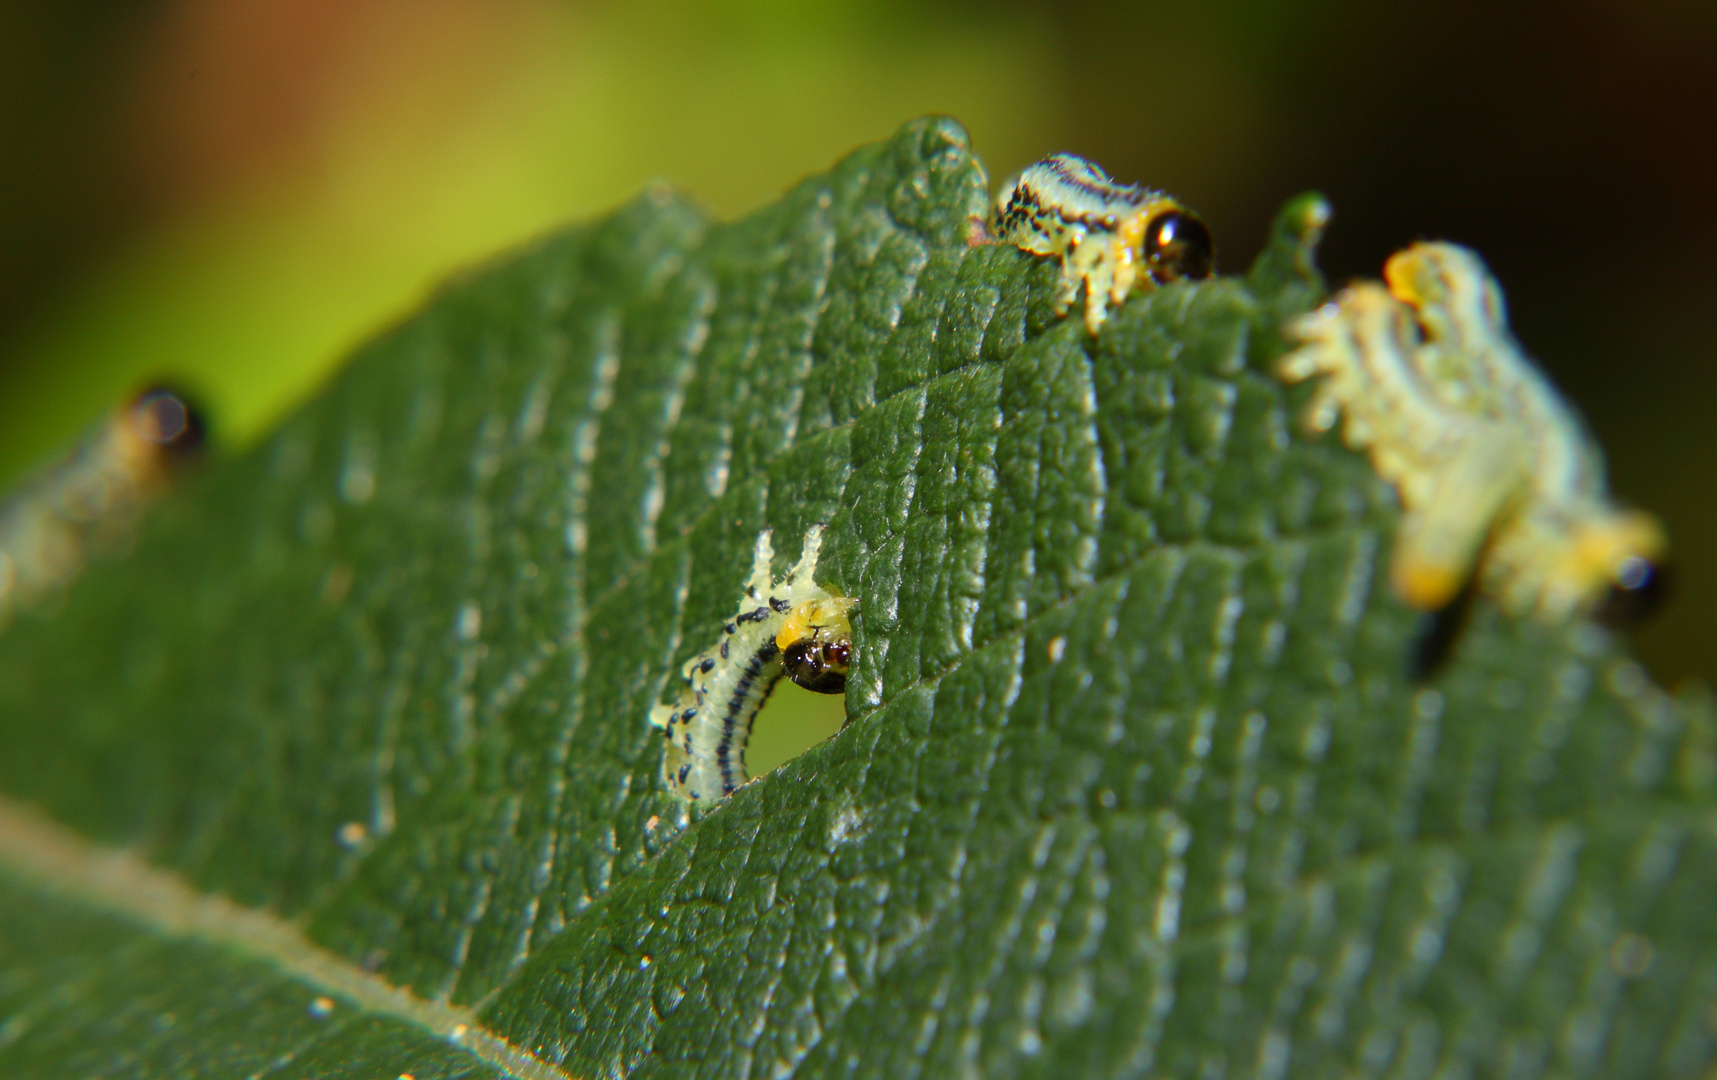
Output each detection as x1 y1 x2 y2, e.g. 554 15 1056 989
650 525 856 801
1279 242 1665 630
0 386 206 626
987 153 1215 335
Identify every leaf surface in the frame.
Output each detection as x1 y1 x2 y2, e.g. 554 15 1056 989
0 118 1712 1079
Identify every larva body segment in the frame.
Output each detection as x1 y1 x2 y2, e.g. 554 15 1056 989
1280 242 1665 623
987 152 1214 335
650 525 856 801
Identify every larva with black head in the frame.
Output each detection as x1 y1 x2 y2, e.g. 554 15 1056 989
0 384 207 626
650 525 856 800
984 152 1214 335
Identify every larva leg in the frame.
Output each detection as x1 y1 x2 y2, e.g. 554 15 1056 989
1409 573 1480 681
1051 232 1085 315
1389 427 1526 611
1106 229 1139 312
652 524 856 801
1064 230 1115 334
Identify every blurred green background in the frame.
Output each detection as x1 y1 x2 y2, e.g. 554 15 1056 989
1 0 1712 709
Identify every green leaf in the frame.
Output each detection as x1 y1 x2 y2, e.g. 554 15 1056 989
0 117 1713 1079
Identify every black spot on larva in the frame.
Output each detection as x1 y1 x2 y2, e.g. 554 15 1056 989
699 657 716 673
770 597 792 613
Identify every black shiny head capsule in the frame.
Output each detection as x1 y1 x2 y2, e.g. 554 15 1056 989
1143 209 1214 283
127 385 207 461
1595 556 1671 627
783 637 851 695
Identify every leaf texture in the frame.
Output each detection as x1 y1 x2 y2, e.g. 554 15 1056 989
0 118 1712 1079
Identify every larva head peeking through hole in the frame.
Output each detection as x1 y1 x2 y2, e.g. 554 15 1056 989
778 596 855 694
650 526 857 801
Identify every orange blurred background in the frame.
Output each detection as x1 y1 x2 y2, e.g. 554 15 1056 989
0 0 1712 696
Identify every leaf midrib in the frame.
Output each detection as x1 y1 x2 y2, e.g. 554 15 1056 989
0 793 574 1080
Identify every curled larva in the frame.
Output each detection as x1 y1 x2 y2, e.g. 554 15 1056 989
650 525 856 801
983 152 1214 335
1279 242 1665 627
0 385 207 625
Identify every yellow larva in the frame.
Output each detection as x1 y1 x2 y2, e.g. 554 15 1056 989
985 152 1214 335
650 525 856 801
1279 242 1666 623
0 386 206 625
